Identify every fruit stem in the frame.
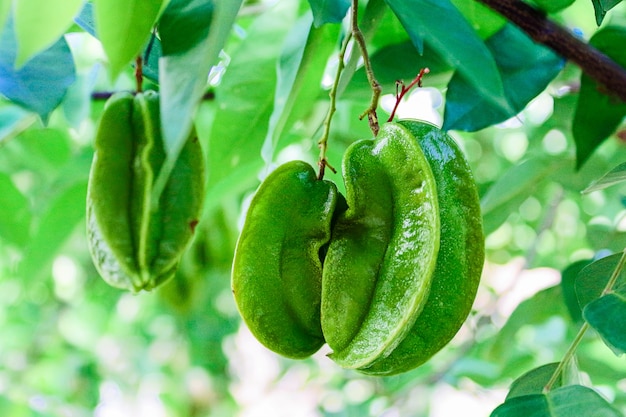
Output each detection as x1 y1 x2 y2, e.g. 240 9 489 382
352 0 381 136
543 247 626 392
135 56 143 93
317 32 351 180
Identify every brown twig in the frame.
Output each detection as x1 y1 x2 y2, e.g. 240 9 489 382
476 0 626 102
387 68 430 122
91 91 216 101
135 56 143 93
351 0 382 136
317 33 352 180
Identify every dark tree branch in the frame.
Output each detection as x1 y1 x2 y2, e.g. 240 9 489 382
91 90 216 101
476 0 626 103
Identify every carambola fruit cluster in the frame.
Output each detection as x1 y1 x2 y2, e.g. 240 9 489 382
232 120 484 376
86 91 205 292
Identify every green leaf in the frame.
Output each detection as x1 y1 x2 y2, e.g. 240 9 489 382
584 290 626 354
204 1 298 205
481 155 567 230
507 361 579 400
262 14 339 161
158 0 213 55
141 35 162 82
481 190 529 238
157 0 214 158
73 1 96 35
586 224 626 255
0 17 75 120
572 27 626 169
492 385 622 417
492 394 548 417
532 0 575 13
157 0 241 182
307 0 350 27
13 0 84 66
592 0 623 25
575 253 626 309
93 0 165 80
508 364 558 400
74 2 161 81
0 172 31 247
444 24 563 132
384 0 510 113
560 260 593 323
449 0 506 39
583 162 626 193
151 0 240 210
